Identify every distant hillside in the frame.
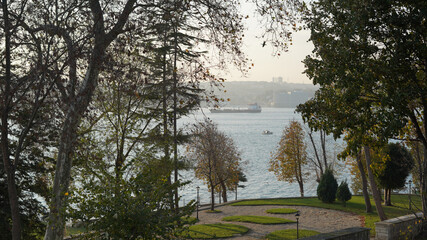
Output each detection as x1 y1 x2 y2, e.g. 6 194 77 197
202 81 318 108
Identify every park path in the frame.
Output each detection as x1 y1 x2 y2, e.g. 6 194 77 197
191 204 364 239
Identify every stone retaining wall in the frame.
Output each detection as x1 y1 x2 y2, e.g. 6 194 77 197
300 227 370 240
375 212 423 240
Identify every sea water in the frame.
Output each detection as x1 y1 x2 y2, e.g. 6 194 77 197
177 108 350 206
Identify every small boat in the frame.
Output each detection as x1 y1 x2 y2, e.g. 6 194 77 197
262 130 273 135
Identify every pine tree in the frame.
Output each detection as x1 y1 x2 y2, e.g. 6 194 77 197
336 181 352 206
317 169 338 203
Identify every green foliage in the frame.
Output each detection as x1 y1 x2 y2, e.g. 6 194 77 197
266 229 320 240
180 223 249 239
374 143 414 191
222 215 295 224
181 217 198 225
266 208 298 214
317 169 338 203
269 120 308 197
69 159 195 240
295 0 427 217
336 181 352 206
0 147 52 239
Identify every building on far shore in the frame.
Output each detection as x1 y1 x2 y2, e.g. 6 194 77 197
272 76 283 83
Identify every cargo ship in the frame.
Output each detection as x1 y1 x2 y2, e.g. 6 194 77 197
209 103 262 113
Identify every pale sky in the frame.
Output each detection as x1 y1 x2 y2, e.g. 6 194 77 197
228 3 314 84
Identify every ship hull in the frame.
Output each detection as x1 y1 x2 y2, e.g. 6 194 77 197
209 109 261 113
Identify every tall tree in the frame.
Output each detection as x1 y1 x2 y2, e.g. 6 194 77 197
1 1 60 238
269 120 308 197
296 0 426 220
43 1 138 239
346 150 373 213
1 0 305 238
372 143 414 206
69 47 194 238
187 118 243 210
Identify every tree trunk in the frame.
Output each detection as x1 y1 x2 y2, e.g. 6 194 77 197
161 34 174 209
364 145 387 220
1 132 21 240
2 1 22 238
221 181 228 203
388 189 392 206
298 180 304 197
172 23 179 210
45 101 86 240
384 189 390 206
210 181 215 211
43 1 137 239
421 147 427 217
356 153 372 213
45 29 108 240
308 130 323 176
384 189 391 206
321 130 328 170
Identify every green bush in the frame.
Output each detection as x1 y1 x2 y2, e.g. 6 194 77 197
336 181 352 206
317 169 338 203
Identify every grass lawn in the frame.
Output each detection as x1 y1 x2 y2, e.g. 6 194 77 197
206 209 222 213
65 227 88 236
222 215 295 224
180 223 249 239
266 208 299 214
181 216 198 224
265 229 320 240
231 194 421 234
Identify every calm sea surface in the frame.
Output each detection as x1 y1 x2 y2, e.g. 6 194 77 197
177 108 350 206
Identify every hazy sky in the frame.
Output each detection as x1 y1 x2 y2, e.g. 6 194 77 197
228 3 314 84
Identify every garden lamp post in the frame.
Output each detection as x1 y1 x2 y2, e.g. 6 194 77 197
235 183 238 201
409 180 412 210
295 212 300 239
196 186 200 220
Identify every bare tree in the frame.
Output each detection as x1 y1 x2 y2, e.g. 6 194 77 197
306 129 329 181
1 1 59 238
42 1 138 239
187 118 243 210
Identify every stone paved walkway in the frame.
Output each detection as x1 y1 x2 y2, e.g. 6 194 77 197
191 204 364 239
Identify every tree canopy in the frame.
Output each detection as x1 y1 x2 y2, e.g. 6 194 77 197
269 120 308 197
187 118 243 210
296 0 426 220
1 0 305 238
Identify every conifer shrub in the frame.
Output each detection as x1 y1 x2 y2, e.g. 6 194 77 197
317 169 338 203
336 181 352 206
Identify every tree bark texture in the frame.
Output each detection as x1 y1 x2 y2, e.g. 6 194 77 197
210 179 215 211
356 153 372 213
364 145 387 221
384 189 392 206
44 1 137 239
221 181 228 203
308 130 323 178
2 0 22 238
1 125 22 240
422 147 427 218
